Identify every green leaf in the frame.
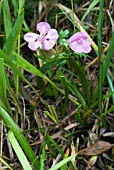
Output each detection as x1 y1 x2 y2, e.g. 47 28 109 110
75 105 83 124
57 68 86 107
0 58 12 113
6 76 23 114
101 105 114 118
48 105 59 124
13 52 46 78
59 76 69 116
19 0 25 12
46 135 64 156
103 31 114 82
68 56 90 104
44 111 58 124
98 0 104 114
68 82 86 107
40 57 68 74
2 10 24 56
8 131 32 170
11 0 18 16
107 73 114 104
40 141 46 170
2 0 12 38
0 58 7 102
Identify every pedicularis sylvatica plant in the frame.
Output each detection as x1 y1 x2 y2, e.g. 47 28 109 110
24 21 92 113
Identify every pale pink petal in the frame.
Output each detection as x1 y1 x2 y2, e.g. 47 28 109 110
83 38 91 46
24 33 39 42
43 39 56 50
46 29 59 41
69 31 92 53
69 41 90 53
37 22 51 34
28 41 42 51
69 41 84 53
82 43 92 53
69 32 87 43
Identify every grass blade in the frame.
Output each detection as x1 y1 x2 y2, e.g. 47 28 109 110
98 0 104 114
68 56 90 104
46 135 64 156
2 0 12 38
103 31 114 82
19 0 25 12
0 106 40 169
106 73 114 104
8 131 32 170
11 0 18 16
40 141 46 170
59 76 69 116
39 57 68 73
81 0 100 22
13 52 46 78
2 10 24 56
49 155 76 170
0 58 12 114
44 111 58 124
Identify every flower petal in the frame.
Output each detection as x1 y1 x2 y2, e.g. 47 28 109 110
69 41 91 53
37 22 51 34
46 29 59 41
68 31 92 53
83 38 91 46
82 43 92 53
69 42 83 53
28 41 42 51
68 32 87 43
24 33 39 42
43 39 56 50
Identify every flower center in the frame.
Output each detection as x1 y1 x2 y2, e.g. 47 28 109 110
78 38 84 44
37 34 45 43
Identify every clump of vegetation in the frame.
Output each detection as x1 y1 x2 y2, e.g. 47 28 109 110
0 0 114 169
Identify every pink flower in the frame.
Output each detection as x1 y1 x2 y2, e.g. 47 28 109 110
24 22 58 51
68 32 91 53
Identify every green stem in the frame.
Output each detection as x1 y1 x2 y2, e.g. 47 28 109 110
71 0 75 33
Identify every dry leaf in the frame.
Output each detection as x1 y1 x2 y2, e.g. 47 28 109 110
64 148 70 158
71 142 76 167
78 141 112 156
103 132 114 137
